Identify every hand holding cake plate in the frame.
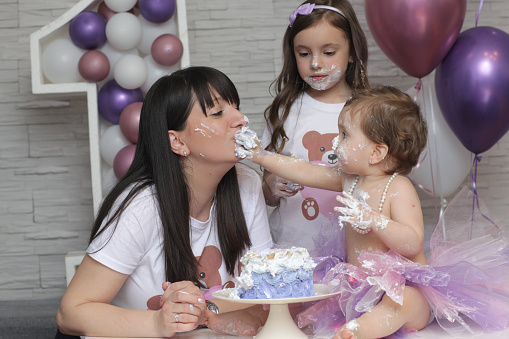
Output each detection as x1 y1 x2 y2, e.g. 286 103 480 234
213 284 340 339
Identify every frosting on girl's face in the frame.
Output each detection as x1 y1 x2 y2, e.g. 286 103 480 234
303 63 343 91
293 20 351 94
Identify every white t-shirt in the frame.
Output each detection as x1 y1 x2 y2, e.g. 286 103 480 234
87 163 273 310
261 92 345 251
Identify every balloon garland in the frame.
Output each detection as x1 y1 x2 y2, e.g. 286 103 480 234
40 0 182 181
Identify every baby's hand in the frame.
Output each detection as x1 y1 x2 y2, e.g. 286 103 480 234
234 125 271 164
334 192 390 232
234 125 261 160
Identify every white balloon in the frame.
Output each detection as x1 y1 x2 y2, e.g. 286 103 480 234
137 14 178 55
407 74 471 198
142 55 179 94
114 54 148 89
106 12 142 51
99 43 139 81
41 39 83 83
100 125 131 166
104 0 137 12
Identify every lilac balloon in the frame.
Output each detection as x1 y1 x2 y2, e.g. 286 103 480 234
151 34 183 66
119 102 142 143
435 26 509 154
113 144 136 179
98 80 144 124
78 50 110 82
69 11 107 50
139 0 176 23
365 0 466 78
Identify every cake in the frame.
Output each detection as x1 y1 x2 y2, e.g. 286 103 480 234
233 247 316 299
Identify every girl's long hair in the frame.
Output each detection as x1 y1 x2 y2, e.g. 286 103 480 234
90 66 252 287
265 0 370 153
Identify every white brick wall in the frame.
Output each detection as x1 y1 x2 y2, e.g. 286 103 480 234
0 0 507 300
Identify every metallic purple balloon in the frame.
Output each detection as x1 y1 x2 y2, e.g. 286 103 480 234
98 80 144 124
69 11 107 50
113 144 136 179
139 0 176 23
365 0 466 78
435 26 509 155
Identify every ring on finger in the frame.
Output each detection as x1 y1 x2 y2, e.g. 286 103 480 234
174 313 180 323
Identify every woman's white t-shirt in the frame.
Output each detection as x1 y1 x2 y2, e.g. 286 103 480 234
87 163 272 310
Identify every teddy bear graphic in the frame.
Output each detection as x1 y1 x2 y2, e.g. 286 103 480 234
146 245 236 310
300 131 340 221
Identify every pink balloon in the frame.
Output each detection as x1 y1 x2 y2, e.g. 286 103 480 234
119 102 142 143
78 50 110 82
113 144 136 179
151 34 183 67
365 0 466 78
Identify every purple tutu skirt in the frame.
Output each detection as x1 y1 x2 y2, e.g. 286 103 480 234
298 187 509 337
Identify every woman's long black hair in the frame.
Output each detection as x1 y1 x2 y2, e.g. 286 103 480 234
90 66 252 287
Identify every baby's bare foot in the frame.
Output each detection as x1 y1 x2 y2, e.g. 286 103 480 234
334 319 360 339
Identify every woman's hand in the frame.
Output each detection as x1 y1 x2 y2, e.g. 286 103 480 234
155 281 207 337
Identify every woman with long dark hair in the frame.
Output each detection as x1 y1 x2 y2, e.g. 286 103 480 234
56 66 272 338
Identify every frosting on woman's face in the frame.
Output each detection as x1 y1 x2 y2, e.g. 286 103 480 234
181 91 246 161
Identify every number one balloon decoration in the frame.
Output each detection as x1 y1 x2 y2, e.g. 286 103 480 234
32 0 186 213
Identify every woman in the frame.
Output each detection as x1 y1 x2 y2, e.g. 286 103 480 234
56 66 273 338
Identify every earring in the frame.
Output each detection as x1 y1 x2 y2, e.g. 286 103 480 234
368 159 372 165
183 150 187 157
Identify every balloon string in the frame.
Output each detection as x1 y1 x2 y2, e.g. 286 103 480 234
413 79 422 102
476 0 484 27
422 81 439 223
469 155 500 239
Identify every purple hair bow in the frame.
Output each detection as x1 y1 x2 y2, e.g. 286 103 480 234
289 3 315 27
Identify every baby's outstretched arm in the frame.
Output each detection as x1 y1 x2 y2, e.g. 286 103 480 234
235 127 342 191
336 177 424 258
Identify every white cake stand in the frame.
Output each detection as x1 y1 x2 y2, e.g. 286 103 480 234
213 284 340 339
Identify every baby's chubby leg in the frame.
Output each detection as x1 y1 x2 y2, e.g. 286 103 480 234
335 286 430 339
204 305 268 336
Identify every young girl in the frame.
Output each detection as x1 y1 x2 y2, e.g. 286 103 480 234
55 67 273 338
238 86 509 338
262 0 370 252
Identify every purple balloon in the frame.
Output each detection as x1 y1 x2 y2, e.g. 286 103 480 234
98 80 144 124
139 0 176 23
69 11 107 50
365 0 466 78
113 144 136 179
435 26 509 154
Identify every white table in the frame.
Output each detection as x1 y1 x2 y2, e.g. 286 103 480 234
84 328 250 338
84 322 509 338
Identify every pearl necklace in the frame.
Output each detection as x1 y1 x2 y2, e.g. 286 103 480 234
346 172 398 234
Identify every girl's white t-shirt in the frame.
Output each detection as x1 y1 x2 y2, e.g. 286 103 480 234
262 92 345 251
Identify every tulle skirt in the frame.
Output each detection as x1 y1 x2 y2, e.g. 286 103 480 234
298 187 509 337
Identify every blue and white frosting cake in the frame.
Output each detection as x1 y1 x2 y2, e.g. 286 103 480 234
233 247 316 299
